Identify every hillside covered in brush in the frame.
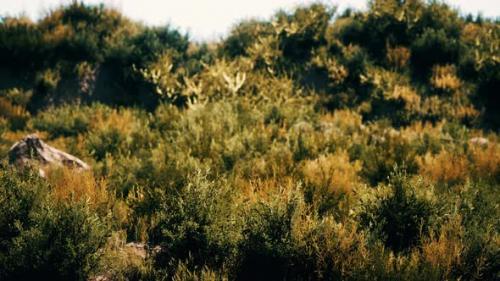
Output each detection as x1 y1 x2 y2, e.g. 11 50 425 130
0 1 499 280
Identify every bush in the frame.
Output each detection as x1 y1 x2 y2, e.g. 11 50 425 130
360 169 435 252
0 97 30 130
276 4 333 63
235 190 305 280
411 28 461 78
86 127 125 161
301 150 362 216
0 17 44 69
0 1 499 280
31 105 90 138
136 171 240 272
223 20 272 58
3 202 110 281
0 170 47 254
0 169 110 281
128 26 189 67
417 148 470 186
356 126 418 186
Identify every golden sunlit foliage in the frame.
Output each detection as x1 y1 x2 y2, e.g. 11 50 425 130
0 1 499 280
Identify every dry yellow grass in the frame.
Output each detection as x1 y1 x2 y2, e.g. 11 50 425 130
422 215 464 276
90 109 136 135
302 150 362 195
320 109 363 132
417 150 469 185
386 46 411 69
431 65 461 92
45 166 109 207
236 176 297 204
392 85 421 111
0 97 30 121
470 142 500 179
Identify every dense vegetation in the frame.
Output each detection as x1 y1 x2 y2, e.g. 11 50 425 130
0 1 499 280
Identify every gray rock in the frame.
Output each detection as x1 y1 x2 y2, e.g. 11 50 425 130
469 137 489 147
124 242 164 259
8 134 89 176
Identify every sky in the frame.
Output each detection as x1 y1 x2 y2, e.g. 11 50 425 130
1 0 499 41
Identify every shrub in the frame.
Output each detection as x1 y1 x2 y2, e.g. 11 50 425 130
0 97 30 130
128 26 189 66
31 105 90 138
386 45 411 69
85 107 141 161
235 189 305 280
95 231 154 281
301 150 362 216
356 125 419 186
421 214 464 279
360 169 435 252
223 20 272 58
0 169 110 281
0 17 44 69
0 117 7 135
417 149 469 186
1 88 32 107
0 170 47 254
293 216 370 280
170 261 228 281
138 171 241 271
411 28 461 78
3 201 110 281
302 150 362 195
469 142 500 182
86 127 125 160
45 166 109 210
276 4 333 63
430 64 461 93
0 2 499 280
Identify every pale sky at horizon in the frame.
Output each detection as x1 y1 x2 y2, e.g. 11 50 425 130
1 0 499 41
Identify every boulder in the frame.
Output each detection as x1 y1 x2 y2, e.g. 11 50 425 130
8 134 89 176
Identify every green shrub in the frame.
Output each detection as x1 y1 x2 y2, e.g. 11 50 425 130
31 105 90 138
355 126 418 186
0 170 47 254
0 169 110 281
0 17 44 69
223 20 272 58
276 4 333 63
128 27 189 66
3 202 110 281
86 127 125 160
136 171 240 271
360 169 435 252
411 28 461 78
235 191 306 280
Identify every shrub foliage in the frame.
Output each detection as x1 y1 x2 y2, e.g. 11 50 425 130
0 1 499 280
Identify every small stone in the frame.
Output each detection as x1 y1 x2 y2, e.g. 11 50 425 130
469 137 489 147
